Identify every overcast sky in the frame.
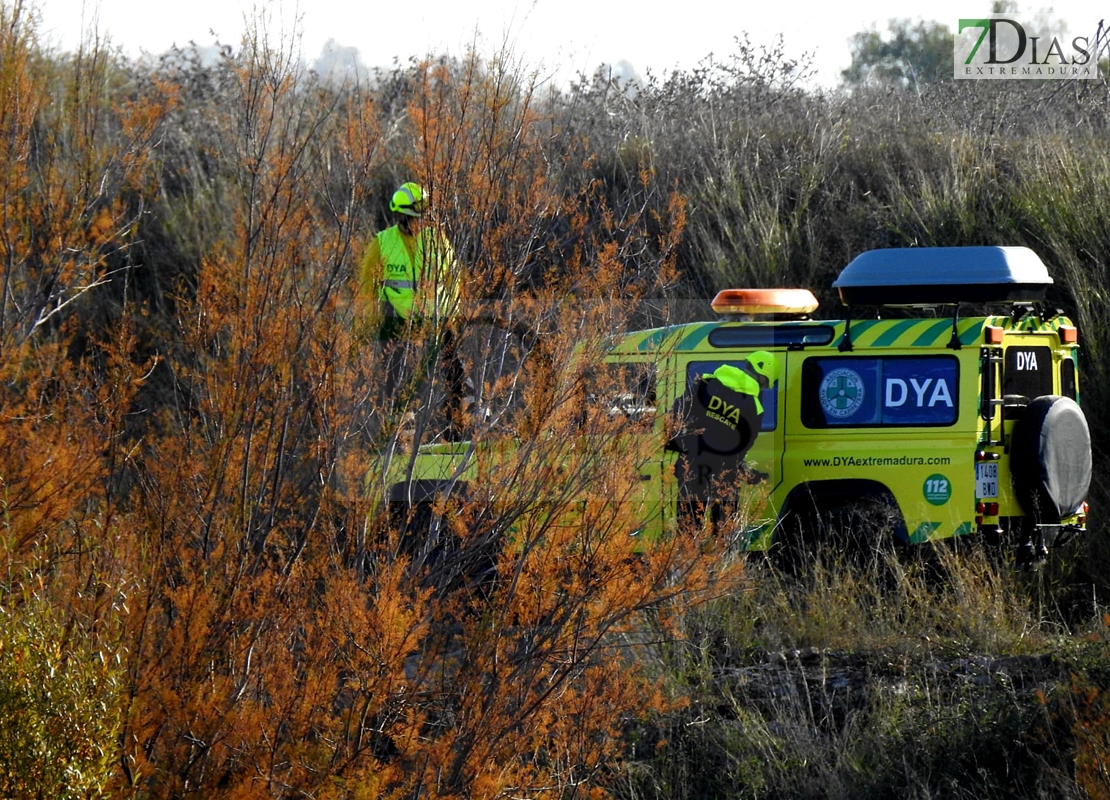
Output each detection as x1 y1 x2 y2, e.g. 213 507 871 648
31 0 1109 88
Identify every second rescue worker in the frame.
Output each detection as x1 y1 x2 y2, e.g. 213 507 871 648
358 181 466 437
667 351 780 529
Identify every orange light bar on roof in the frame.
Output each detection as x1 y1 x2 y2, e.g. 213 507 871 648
1059 325 1078 344
711 288 820 317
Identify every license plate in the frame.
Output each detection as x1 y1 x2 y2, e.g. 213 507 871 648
976 462 999 499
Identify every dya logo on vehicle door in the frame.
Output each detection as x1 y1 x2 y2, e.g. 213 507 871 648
819 368 865 419
806 356 959 428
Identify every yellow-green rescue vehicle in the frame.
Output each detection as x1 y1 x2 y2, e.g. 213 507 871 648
386 246 1092 566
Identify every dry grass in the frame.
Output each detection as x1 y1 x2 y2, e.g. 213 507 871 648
619 540 1109 799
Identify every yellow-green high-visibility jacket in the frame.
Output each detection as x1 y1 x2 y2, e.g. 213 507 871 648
706 364 764 414
361 224 458 323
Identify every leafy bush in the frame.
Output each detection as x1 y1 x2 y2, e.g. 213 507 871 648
0 594 121 798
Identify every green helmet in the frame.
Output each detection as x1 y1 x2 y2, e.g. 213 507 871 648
746 350 780 385
389 181 427 217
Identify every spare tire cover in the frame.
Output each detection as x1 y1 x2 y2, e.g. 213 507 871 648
1010 395 1091 521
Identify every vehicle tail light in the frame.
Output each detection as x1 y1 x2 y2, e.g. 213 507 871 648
1059 325 1078 344
985 326 1005 344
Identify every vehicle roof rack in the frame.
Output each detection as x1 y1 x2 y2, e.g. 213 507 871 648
832 246 1053 307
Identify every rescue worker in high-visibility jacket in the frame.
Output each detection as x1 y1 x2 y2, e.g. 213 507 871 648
667 350 780 531
358 181 467 438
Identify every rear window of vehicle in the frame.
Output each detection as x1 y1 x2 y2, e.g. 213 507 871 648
1002 346 1053 400
801 356 960 428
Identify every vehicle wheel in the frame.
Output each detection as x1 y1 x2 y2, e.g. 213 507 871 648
770 506 815 577
773 494 902 580
388 497 498 597
823 497 902 574
387 499 438 564
1009 395 1091 523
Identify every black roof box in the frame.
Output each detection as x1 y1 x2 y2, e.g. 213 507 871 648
833 246 1053 307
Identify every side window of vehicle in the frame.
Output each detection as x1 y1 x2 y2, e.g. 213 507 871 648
1002 346 1052 399
801 356 960 428
598 361 657 425
708 325 835 348
686 361 778 431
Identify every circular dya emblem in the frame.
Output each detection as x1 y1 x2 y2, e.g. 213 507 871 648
819 367 865 419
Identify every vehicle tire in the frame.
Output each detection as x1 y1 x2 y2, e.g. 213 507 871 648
822 497 902 574
773 493 902 579
387 499 438 563
770 505 817 577
388 494 498 597
1009 395 1091 523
